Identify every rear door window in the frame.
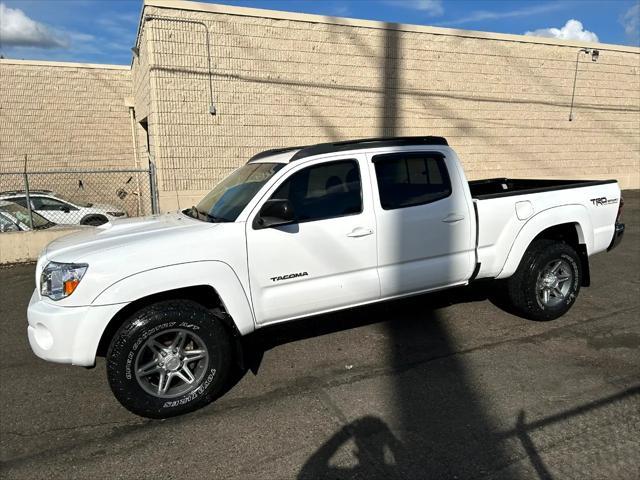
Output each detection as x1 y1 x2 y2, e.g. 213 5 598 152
373 153 451 210
5 197 27 208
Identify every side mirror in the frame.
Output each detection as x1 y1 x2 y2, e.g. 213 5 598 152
254 199 296 229
61 206 70 213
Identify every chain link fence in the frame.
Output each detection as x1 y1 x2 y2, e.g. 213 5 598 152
0 166 158 233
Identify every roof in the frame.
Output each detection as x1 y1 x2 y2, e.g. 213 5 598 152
0 189 53 196
143 0 640 54
248 136 449 163
0 59 130 71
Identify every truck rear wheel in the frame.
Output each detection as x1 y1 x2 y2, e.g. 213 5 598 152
504 239 582 321
106 300 231 418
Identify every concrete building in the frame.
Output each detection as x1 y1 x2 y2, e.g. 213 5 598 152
1 60 134 171
2 0 639 211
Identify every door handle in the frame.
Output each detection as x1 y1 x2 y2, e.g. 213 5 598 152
347 227 374 238
442 213 465 223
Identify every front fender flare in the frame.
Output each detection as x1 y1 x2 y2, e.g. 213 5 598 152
92 261 256 335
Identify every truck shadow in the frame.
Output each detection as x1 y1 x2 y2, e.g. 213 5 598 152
240 283 490 374
240 285 513 479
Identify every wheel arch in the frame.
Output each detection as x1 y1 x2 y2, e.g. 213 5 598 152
80 213 108 225
497 205 592 284
93 261 255 359
96 284 238 357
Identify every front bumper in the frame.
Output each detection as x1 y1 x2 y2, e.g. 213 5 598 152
607 223 625 252
27 290 125 366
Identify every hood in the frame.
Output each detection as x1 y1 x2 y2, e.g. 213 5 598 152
43 212 217 262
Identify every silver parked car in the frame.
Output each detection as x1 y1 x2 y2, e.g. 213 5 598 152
0 190 127 226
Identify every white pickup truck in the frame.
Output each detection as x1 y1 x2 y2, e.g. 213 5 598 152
28 137 625 418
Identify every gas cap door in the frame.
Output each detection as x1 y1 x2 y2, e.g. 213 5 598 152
515 201 534 220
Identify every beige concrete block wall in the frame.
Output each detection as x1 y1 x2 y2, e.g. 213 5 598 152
0 226 82 263
0 59 135 172
136 1 639 210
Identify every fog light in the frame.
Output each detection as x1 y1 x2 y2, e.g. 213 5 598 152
34 323 54 350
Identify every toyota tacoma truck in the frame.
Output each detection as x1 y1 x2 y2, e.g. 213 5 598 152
28 137 625 418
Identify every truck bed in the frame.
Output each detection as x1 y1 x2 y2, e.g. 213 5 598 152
469 178 617 200
470 177 621 282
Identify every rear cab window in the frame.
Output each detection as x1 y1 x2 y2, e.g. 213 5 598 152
373 152 451 210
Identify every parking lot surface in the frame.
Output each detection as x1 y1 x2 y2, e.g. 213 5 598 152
1 191 638 480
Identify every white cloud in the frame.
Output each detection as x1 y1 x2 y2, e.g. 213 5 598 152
620 3 639 45
0 2 68 48
386 0 444 17
525 19 599 43
440 3 563 26
410 0 444 16
328 3 350 17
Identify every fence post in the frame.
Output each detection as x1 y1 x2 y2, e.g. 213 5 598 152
149 160 159 214
22 155 34 229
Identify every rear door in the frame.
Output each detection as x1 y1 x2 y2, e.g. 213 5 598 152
245 155 380 324
369 150 475 297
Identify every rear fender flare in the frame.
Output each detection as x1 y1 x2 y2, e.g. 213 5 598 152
496 205 592 280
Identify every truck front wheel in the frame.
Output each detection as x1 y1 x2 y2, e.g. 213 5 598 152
504 239 582 321
106 300 231 418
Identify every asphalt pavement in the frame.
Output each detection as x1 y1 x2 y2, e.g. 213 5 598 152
1 191 638 479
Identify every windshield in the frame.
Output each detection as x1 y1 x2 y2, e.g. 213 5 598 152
0 202 55 229
187 163 284 222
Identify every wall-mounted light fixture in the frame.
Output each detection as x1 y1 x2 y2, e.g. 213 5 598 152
131 46 140 57
569 48 600 121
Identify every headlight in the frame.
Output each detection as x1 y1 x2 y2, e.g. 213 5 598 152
107 212 126 217
40 262 88 300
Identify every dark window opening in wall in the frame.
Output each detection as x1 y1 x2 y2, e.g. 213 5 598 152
139 119 150 163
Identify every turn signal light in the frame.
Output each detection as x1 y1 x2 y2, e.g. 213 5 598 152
64 279 80 296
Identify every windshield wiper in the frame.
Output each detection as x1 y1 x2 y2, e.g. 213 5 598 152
187 206 230 223
202 211 231 223
183 206 199 219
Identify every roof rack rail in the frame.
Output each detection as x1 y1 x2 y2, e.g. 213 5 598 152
290 136 448 161
247 136 448 164
248 146 307 163
0 189 53 195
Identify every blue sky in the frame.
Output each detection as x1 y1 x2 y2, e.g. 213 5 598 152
1 0 638 65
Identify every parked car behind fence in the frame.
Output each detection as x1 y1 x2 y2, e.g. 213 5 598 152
0 200 56 232
0 167 158 228
0 190 127 226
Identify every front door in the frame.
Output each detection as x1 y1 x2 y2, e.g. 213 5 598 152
31 196 78 224
246 155 380 324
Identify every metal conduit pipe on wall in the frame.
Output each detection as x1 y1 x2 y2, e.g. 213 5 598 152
133 14 216 115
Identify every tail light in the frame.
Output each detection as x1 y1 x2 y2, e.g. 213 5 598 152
616 196 624 223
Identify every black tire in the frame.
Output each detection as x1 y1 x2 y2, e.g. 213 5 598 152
82 215 108 226
106 300 232 418
504 239 582 321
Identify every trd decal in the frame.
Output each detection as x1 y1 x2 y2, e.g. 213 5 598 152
270 272 309 282
590 197 618 206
